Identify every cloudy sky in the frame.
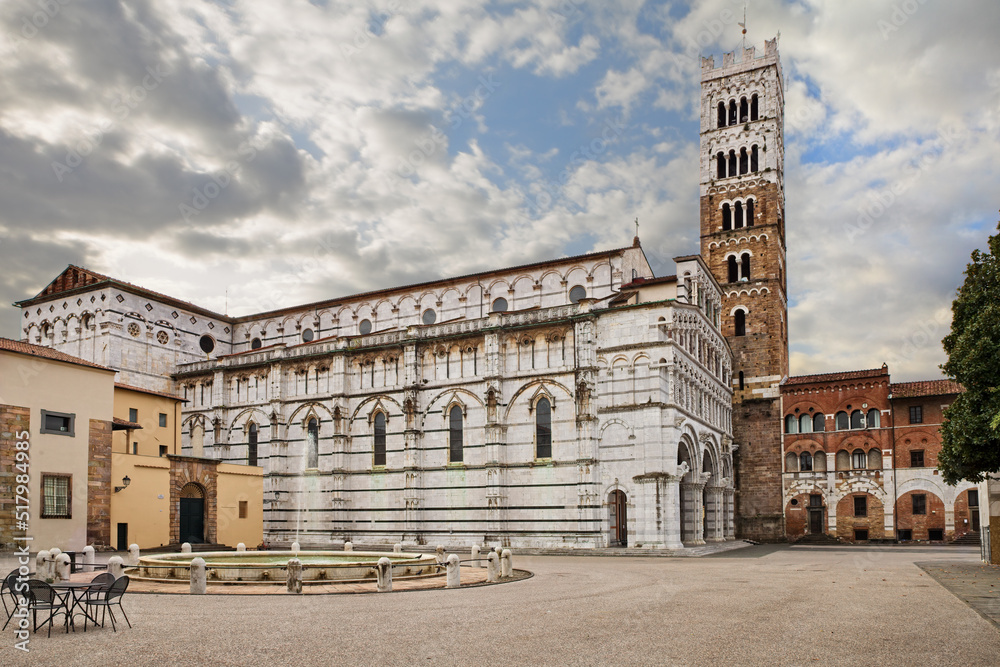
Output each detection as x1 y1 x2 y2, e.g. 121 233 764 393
1 0 997 382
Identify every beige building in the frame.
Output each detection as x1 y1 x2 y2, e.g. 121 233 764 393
0 338 116 551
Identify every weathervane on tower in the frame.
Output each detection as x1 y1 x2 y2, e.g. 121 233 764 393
739 2 748 51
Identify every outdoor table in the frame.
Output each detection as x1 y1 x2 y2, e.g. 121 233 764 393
50 582 100 631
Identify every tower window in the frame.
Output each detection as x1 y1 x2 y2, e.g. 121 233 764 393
734 201 744 228
746 198 755 226
728 100 737 126
738 371 745 390
739 147 748 175
750 94 759 121
740 97 748 123
536 397 552 459
734 309 746 336
751 145 759 172
717 102 726 128
373 412 386 466
741 253 751 281
449 405 464 463
717 152 726 178
722 203 732 230
728 150 737 177
727 256 738 283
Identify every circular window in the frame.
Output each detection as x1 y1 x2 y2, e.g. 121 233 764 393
569 285 587 303
251 338 262 350
359 319 372 335
199 335 215 354
790 498 799 506
156 330 169 345
422 309 437 325
302 328 314 343
491 298 508 313
128 322 141 338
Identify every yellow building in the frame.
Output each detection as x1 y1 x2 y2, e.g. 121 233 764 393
110 383 264 550
0 338 116 551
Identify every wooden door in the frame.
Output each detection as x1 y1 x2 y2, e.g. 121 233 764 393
808 509 823 534
180 498 205 544
609 491 627 546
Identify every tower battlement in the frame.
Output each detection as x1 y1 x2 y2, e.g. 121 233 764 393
701 37 780 81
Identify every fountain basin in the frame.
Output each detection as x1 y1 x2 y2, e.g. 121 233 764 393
131 550 439 584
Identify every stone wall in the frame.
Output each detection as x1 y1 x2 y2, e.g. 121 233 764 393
836 493 885 542
168 457 219 544
0 405 30 550
87 418 112 547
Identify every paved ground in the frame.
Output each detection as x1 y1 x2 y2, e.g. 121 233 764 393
2 544 998 666
917 560 1000 628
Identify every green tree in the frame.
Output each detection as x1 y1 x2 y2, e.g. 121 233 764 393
939 219 1000 484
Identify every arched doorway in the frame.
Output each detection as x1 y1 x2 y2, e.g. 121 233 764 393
179 483 205 544
609 490 627 547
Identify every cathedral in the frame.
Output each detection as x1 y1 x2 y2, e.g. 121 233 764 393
17 37 966 549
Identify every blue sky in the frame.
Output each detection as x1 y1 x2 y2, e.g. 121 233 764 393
1 0 998 381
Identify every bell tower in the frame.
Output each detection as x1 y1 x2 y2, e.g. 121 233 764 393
699 38 788 541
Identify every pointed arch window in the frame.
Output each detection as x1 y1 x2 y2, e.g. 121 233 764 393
734 309 746 337
306 418 319 469
373 412 386 466
449 405 464 463
248 423 258 467
535 397 552 459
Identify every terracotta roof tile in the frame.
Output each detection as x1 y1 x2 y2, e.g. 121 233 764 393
784 367 889 386
112 417 143 430
890 380 964 398
0 337 113 372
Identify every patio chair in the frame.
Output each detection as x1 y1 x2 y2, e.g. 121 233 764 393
25 580 70 637
2 569 21 631
83 572 115 602
84 575 131 632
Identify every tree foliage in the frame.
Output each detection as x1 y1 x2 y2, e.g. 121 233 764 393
939 219 1000 484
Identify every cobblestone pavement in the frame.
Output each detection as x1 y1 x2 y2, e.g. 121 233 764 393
1 545 997 666
917 560 1000 628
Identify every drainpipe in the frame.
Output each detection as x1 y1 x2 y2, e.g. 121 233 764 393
889 393 898 542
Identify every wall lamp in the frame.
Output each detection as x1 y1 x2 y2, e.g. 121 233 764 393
114 475 131 493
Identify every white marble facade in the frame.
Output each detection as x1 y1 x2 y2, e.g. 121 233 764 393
19 246 735 549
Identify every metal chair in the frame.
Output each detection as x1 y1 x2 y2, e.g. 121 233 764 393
1 569 21 631
25 580 70 637
84 575 131 632
83 572 115 602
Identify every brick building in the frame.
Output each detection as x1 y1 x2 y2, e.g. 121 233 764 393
781 368 972 542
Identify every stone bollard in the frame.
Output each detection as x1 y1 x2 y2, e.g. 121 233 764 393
55 554 71 582
291 541 301 553
500 549 512 578
36 550 50 580
343 542 352 552
128 544 140 567
108 556 125 579
181 542 192 553
446 554 461 589
287 558 303 594
393 543 402 553
190 557 207 595
486 552 499 583
83 545 95 571
436 545 447 564
471 545 482 568
237 543 246 552
49 547 62 560
376 557 392 593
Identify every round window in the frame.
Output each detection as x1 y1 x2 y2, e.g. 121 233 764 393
199 335 215 354
790 498 799 506
156 330 169 345
569 285 587 303
251 338 262 350
422 309 437 325
128 322 141 338
302 328 314 343
491 298 508 313
359 319 372 335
